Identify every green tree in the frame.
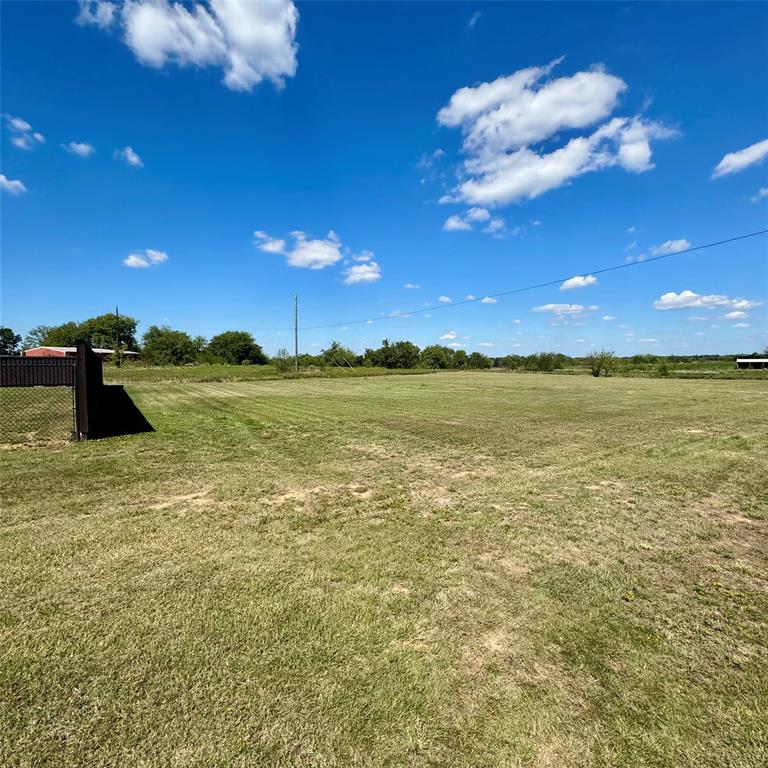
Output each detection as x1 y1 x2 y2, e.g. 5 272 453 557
206 331 267 365
80 313 139 350
366 339 420 369
420 345 454 369
272 347 293 373
586 349 616 377
141 326 202 366
23 325 53 349
40 321 82 347
0 327 22 355
452 350 469 369
321 341 357 367
468 351 492 369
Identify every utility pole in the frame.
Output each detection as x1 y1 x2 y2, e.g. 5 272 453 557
294 295 299 372
115 305 121 368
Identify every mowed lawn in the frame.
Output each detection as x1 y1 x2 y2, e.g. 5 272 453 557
2 373 766 767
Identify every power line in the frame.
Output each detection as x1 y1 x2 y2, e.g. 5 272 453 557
300 229 768 331
177 229 767 334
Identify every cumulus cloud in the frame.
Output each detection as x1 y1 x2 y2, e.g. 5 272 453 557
732 323 750 328
601 315 615 321
560 274 597 291
480 296 497 304
438 295 452 303
404 282 420 289
650 238 691 256
653 290 762 311
77 0 299 92
115 146 143 167
63 141 95 157
343 260 381 285
443 214 472 231
447 342 463 348
722 310 747 320
439 331 457 340
712 138 768 178
442 206 510 236
123 248 168 268
0 174 27 195
255 228 378 280
437 59 675 207
4 114 45 150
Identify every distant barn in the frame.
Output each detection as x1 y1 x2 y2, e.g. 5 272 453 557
736 357 767 369
24 346 139 361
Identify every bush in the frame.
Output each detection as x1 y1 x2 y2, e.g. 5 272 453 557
586 349 616 377
206 331 267 365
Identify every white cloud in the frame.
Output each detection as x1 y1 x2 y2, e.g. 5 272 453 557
477 342 494 347
465 294 476 300
0 174 27 195
76 1 117 27
123 248 168 268
442 206 510 236
404 282 420 289
78 0 299 92
115 146 143 167
437 59 676 206
625 240 637 251
465 206 491 222
653 289 762 311
560 274 597 291
480 296 497 304
443 214 471 231
343 260 381 285
650 238 690 256
531 304 600 325
5 114 45 150
601 315 615 321
712 138 768 178
627 225 637 233
439 331 457 340
256 229 376 278
438 295 451 303
732 323 750 328
467 11 482 29
639 338 658 343
448 342 463 348
751 187 768 203
63 141 95 157
722 310 747 320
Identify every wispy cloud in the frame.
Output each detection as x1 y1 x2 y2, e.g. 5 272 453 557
63 141 95 157
751 187 768 203
712 138 768 178
4 114 45 150
0 174 27 195
123 248 168 268
114 146 143 167
650 238 690 255
467 11 482 29
404 282 420 289
653 289 761 311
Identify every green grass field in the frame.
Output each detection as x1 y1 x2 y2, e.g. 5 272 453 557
2 373 766 767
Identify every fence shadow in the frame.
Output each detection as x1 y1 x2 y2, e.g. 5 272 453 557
88 384 154 440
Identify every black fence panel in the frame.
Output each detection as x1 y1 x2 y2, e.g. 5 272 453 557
0 356 76 387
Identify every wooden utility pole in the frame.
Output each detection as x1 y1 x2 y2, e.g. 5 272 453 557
294 295 299 372
115 305 121 368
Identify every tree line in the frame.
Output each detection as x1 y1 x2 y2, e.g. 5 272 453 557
1 315 764 372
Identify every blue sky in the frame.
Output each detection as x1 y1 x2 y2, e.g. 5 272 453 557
1 1 766 356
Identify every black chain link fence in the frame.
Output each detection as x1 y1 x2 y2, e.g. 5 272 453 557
0 386 76 445
0 357 77 446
